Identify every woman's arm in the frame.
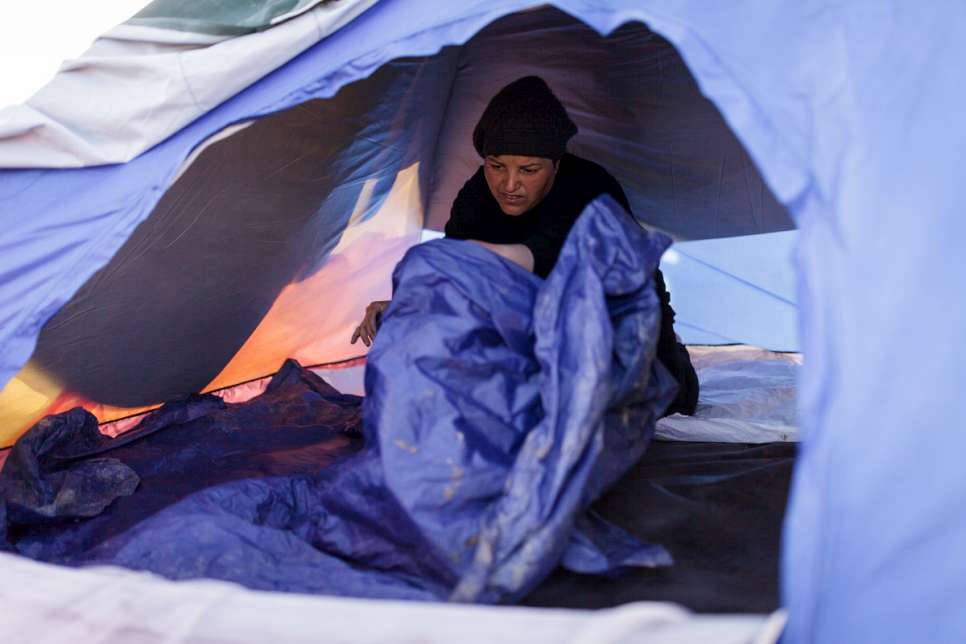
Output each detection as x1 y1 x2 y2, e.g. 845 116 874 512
470 241 535 272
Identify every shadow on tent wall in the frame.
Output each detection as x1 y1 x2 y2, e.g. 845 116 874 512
0 6 793 447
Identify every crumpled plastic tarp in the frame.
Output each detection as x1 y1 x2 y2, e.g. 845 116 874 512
0 196 677 602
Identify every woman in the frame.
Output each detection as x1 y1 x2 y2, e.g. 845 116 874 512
352 76 698 416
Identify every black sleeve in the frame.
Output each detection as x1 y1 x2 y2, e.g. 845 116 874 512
655 265 699 416
522 217 573 278
610 171 698 415
654 268 679 355
602 171 678 354
523 165 633 278
444 169 488 240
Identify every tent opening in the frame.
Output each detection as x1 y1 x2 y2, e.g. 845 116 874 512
0 5 793 446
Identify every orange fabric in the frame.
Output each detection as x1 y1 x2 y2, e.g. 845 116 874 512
0 163 422 447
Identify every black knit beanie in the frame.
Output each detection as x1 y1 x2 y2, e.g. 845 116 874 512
472 76 577 160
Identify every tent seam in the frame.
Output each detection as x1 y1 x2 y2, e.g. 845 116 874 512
176 51 205 111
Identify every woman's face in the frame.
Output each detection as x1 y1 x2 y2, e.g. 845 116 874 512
483 155 558 215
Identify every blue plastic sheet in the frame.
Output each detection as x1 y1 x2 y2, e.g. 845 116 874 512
1 363 362 565
369 196 677 601
0 198 676 601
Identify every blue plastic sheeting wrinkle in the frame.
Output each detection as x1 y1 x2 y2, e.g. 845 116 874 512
1 197 676 602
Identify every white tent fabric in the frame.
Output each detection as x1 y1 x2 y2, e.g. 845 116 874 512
0 0 378 168
0 553 781 644
656 346 800 444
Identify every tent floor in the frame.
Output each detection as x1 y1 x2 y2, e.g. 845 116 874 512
523 440 795 614
4 406 794 613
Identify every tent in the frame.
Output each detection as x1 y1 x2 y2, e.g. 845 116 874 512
1 1 964 642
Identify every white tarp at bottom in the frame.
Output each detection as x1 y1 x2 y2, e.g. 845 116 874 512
656 345 800 444
0 552 780 644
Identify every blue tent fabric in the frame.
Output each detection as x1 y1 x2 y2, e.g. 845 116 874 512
3 1 966 639
1 199 676 602
0 0 796 396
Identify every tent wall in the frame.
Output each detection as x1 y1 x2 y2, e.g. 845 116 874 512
0 4 791 445
0 53 456 438
33 56 451 400
661 230 798 350
7 2 964 638
424 9 789 240
129 0 342 35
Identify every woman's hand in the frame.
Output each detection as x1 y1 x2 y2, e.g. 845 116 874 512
351 300 390 347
